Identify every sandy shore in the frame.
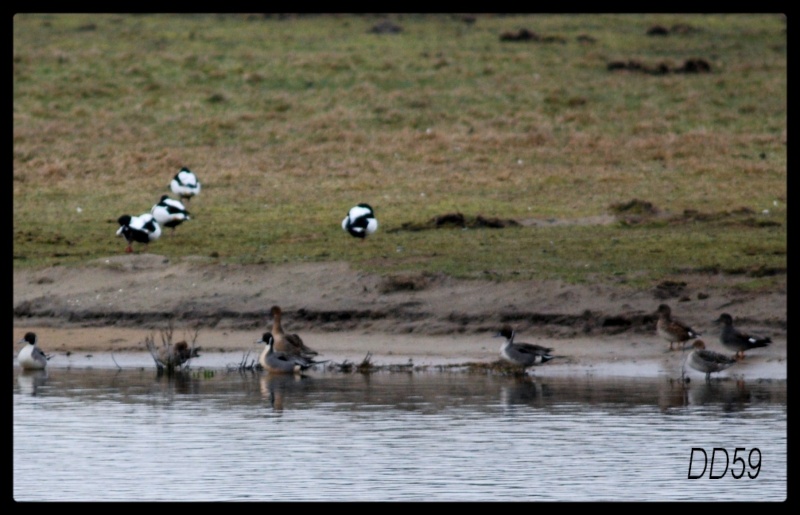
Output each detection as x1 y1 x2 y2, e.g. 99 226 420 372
12 325 787 381
13 257 787 380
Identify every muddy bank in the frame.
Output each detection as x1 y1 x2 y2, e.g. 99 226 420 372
12 255 787 340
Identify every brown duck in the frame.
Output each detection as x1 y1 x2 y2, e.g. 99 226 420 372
270 305 319 359
656 304 701 351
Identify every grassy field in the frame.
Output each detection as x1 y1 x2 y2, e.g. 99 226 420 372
13 13 786 291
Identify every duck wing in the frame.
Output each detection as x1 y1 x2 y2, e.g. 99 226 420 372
515 342 553 356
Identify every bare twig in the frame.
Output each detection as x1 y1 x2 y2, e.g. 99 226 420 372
144 333 163 369
187 325 200 346
144 324 201 373
160 320 174 347
227 350 259 372
356 352 374 373
110 351 122 370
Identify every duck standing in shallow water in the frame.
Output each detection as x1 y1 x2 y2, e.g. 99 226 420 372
157 341 200 369
257 333 324 374
494 326 554 371
685 340 737 381
270 306 318 358
17 332 51 370
116 213 161 253
342 203 378 239
656 304 701 351
715 313 771 360
151 195 190 235
170 167 201 204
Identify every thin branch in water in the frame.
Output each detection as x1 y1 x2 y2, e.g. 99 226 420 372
356 352 374 373
110 350 122 370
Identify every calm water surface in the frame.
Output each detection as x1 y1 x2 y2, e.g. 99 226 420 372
13 357 786 502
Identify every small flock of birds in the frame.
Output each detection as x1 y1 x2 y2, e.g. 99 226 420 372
17 302 773 381
655 303 772 381
115 167 379 254
116 167 200 253
491 303 772 381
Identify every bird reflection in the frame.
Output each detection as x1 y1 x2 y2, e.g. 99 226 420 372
500 376 549 408
688 379 751 411
260 373 307 412
154 369 201 395
658 378 690 412
17 369 48 396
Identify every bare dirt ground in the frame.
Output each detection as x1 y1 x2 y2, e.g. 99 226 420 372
12 254 787 378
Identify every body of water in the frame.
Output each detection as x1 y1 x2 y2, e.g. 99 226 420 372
13 360 787 502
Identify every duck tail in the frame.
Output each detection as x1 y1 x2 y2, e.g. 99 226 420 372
752 337 772 348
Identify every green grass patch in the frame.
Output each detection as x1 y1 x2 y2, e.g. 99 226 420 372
14 14 786 293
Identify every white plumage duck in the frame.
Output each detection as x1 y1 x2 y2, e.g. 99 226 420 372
342 203 378 239
170 167 201 203
17 332 51 370
116 213 161 253
151 195 190 234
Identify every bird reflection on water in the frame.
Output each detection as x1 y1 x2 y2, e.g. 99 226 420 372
500 376 552 409
13 367 786 502
260 373 309 413
687 379 752 412
16 369 48 396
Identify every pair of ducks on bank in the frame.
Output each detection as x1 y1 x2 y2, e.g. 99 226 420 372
256 306 328 374
656 304 773 381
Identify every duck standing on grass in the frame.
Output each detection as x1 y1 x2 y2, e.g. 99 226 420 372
494 326 554 372
270 305 319 359
151 195 190 235
342 203 378 239
170 166 201 204
116 213 161 253
685 340 737 382
656 304 701 351
715 313 772 360
17 332 51 370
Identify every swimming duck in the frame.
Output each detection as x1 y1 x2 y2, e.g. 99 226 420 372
494 326 554 370
116 213 161 253
342 203 378 239
257 333 324 374
656 304 701 351
270 306 318 358
685 340 737 381
715 313 771 360
17 332 51 370
150 195 190 234
170 167 201 204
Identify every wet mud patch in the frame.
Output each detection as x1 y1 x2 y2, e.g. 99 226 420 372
377 273 436 293
607 58 711 75
499 28 567 43
387 212 520 233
